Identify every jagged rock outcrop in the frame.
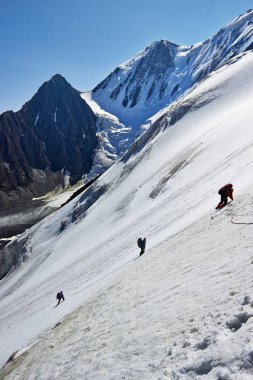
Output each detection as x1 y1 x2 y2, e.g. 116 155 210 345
0 74 97 210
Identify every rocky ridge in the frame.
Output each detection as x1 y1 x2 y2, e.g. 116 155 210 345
0 74 97 210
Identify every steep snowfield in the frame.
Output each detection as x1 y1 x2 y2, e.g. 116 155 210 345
1 198 253 379
1 51 253 379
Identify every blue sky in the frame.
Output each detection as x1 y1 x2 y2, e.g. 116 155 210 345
0 0 252 113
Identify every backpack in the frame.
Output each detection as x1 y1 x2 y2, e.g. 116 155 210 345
137 238 142 248
218 186 227 195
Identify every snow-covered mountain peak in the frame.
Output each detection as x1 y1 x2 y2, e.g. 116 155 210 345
233 8 253 22
143 38 179 54
80 40 182 174
90 9 253 127
118 39 178 66
91 41 181 126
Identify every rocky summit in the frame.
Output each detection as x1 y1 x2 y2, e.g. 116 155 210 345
0 74 97 210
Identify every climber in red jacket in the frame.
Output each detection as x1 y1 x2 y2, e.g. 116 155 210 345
216 184 234 209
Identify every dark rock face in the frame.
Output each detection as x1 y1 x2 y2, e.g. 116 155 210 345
120 40 177 108
0 74 97 209
94 40 177 109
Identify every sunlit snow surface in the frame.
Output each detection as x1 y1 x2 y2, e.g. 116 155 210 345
1 52 253 379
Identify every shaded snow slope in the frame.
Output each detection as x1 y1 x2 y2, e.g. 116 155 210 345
91 9 253 127
1 50 253 378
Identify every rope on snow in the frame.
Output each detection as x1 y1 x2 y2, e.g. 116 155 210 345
230 215 253 225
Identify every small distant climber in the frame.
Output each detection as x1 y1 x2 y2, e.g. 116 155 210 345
137 237 146 256
56 291 65 305
216 184 234 209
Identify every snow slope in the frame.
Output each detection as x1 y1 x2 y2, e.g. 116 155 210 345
1 50 253 379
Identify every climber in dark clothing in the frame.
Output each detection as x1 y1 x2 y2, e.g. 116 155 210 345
56 291 65 305
137 237 146 256
216 184 234 209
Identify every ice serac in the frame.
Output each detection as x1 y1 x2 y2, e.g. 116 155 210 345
91 9 253 126
0 74 97 210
